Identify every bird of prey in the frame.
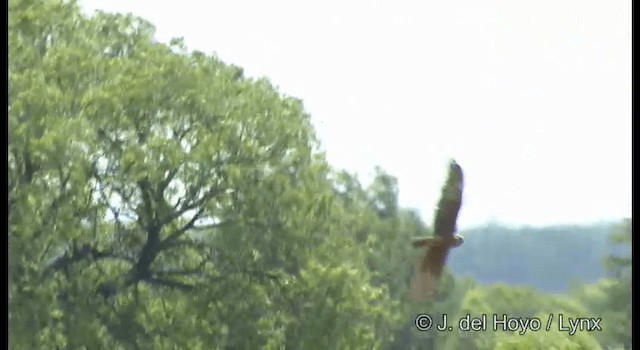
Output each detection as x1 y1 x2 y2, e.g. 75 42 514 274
409 160 465 302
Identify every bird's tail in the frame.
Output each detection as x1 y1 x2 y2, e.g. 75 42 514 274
409 258 438 302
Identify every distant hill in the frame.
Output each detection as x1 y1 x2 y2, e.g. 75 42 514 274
447 222 628 293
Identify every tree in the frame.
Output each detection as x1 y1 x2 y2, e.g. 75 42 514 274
493 312 601 350
570 218 632 349
440 284 600 350
9 1 400 348
576 218 632 349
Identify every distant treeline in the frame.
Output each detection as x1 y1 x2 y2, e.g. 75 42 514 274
448 222 628 292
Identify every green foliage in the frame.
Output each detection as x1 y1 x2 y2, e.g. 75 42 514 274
440 284 602 350
8 1 429 348
572 218 632 349
8 1 631 349
493 311 601 350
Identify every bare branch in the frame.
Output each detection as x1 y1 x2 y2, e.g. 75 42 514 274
171 197 183 212
159 207 206 249
158 168 180 196
136 177 156 228
184 186 224 212
162 186 225 226
43 245 134 278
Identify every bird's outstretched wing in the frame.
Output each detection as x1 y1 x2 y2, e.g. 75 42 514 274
432 159 464 240
410 160 464 302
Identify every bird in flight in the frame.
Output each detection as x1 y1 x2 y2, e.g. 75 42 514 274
409 159 465 302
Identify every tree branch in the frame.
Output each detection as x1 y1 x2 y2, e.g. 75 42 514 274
43 244 133 279
158 168 180 197
163 185 225 226
158 207 206 249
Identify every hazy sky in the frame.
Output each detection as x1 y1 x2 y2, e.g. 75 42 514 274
80 0 631 229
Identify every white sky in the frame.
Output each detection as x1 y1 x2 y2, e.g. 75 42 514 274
79 0 631 229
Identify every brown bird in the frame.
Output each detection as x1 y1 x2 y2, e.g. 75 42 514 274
409 160 465 302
